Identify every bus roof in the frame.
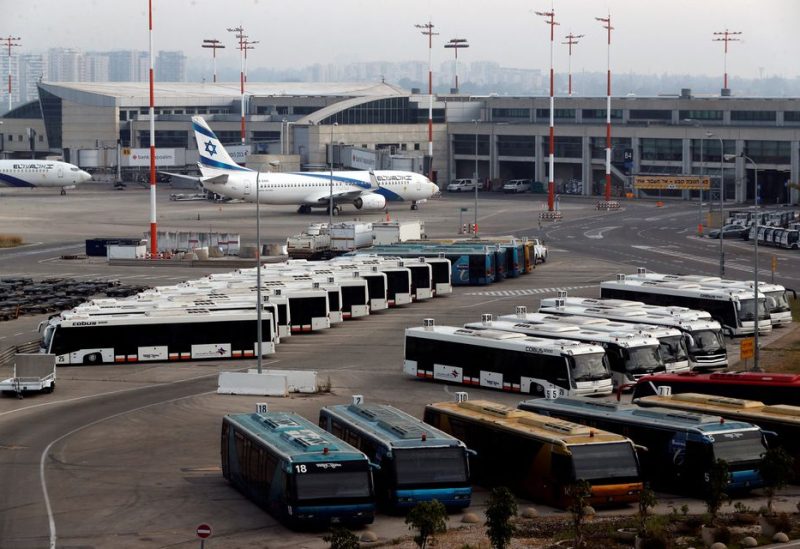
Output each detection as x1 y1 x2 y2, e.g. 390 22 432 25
484 317 660 348
406 323 607 356
322 403 465 450
224 412 367 464
602 276 764 301
519 397 759 435
637 371 800 386
634 393 800 426
623 272 786 294
57 309 272 327
426 399 630 447
538 302 721 332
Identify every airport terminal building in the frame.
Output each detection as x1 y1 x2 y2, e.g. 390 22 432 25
1 81 799 204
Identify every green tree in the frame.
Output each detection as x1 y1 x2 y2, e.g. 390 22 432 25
568 479 592 549
637 485 658 537
323 526 360 549
485 486 518 549
704 459 730 526
757 447 796 514
406 499 448 549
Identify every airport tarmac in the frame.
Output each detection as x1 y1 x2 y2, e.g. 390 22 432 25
0 185 798 548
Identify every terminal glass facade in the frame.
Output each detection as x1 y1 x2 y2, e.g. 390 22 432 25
640 138 682 161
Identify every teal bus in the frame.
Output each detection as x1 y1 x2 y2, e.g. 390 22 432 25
221 411 376 529
319 399 473 510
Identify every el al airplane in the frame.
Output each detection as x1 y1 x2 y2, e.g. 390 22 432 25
191 116 439 214
0 159 92 195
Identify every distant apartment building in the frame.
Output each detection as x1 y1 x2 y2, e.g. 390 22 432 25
18 54 46 104
107 50 148 82
47 48 83 81
83 52 110 82
155 51 187 82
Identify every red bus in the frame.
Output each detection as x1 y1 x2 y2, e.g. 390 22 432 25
631 371 800 405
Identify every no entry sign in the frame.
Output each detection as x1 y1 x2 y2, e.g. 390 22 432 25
196 523 212 539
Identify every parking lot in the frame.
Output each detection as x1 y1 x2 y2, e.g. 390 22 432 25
0 184 798 548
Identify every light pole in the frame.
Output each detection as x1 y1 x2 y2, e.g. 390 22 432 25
255 168 262 374
444 38 469 93
329 122 339 229
473 119 479 237
709 132 725 275
201 39 225 83
725 152 760 371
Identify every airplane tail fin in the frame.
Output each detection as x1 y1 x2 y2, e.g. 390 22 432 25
192 116 251 173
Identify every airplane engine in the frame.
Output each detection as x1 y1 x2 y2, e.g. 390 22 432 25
353 194 386 210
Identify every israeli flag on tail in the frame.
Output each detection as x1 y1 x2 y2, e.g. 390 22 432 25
192 116 252 173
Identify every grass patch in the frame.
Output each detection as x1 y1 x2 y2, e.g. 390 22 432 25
0 234 23 248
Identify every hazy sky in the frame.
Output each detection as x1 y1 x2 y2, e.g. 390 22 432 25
6 0 800 78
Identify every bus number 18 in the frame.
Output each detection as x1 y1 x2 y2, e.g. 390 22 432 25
295 464 307 473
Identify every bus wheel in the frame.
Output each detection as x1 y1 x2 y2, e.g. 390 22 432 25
84 353 101 365
46 383 55 394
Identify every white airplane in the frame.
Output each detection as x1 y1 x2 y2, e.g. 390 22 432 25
0 159 92 195
191 116 439 214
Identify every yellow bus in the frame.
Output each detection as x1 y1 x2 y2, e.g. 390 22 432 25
423 396 642 509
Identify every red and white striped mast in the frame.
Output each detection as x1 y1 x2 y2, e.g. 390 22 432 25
596 13 613 202
228 26 246 145
415 21 438 181
201 39 225 83
147 0 157 256
562 32 583 97
2 35 21 112
535 7 559 212
713 29 742 90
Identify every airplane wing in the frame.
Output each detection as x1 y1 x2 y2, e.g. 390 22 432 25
159 171 202 187
301 188 369 206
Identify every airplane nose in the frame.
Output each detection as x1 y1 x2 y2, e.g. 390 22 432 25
81 171 92 182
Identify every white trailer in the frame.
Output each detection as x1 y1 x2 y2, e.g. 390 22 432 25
0 354 56 397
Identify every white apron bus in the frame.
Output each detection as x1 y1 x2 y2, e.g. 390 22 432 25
403 318 613 397
478 313 665 389
41 309 275 365
538 294 728 371
600 274 771 337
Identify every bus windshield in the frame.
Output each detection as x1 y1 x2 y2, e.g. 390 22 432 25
738 298 768 322
688 330 725 353
711 430 765 464
623 346 663 373
42 324 55 350
569 353 610 382
765 291 789 312
394 447 468 487
570 442 639 481
659 335 688 363
294 469 372 501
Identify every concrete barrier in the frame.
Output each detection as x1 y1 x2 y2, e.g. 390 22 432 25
248 369 318 393
218 371 288 396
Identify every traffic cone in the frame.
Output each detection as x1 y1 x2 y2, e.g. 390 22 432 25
385 210 390 222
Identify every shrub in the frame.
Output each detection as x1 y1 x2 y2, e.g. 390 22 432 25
323 527 360 549
406 499 447 549
485 486 518 549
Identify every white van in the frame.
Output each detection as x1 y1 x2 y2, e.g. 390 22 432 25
502 179 532 193
446 178 477 192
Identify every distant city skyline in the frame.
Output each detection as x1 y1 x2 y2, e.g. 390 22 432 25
6 0 800 81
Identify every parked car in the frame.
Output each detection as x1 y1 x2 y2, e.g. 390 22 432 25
707 224 748 239
447 178 478 192
502 179 533 193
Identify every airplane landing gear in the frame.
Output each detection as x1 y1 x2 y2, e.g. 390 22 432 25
410 201 418 210
297 205 312 214
60 188 66 196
